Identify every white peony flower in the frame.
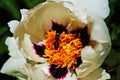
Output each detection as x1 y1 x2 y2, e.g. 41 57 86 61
1 0 111 80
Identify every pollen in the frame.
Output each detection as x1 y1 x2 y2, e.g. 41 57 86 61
44 30 82 68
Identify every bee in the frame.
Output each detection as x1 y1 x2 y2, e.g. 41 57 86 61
54 33 59 50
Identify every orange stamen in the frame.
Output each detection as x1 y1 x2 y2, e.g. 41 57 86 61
44 31 82 68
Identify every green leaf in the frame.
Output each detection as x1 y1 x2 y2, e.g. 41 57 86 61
110 74 117 80
0 26 8 36
0 35 8 55
104 49 119 67
110 23 120 40
117 66 120 80
24 0 46 8
2 0 20 19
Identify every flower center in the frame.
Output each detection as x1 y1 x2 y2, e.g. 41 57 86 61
44 30 82 68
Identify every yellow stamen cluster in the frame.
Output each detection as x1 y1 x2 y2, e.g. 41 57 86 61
44 31 82 68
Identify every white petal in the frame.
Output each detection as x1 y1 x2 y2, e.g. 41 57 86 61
7 9 28 34
76 46 99 78
76 0 110 19
21 34 47 62
51 0 110 19
48 0 91 24
8 20 19 33
90 16 111 68
82 68 110 80
76 17 111 77
63 2 91 24
2 36 27 79
5 37 23 58
25 64 55 80
1 57 26 78
94 43 111 69
91 16 111 43
81 46 98 62
20 9 29 21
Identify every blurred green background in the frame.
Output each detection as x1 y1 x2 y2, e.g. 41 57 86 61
0 0 120 80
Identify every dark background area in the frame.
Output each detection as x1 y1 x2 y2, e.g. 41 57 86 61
0 0 120 80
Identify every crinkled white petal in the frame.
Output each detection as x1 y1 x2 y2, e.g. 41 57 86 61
63 2 91 24
76 0 110 19
25 64 55 80
76 46 99 78
21 34 47 62
1 57 26 78
1 37 27 79
5 37 24 58
51 0 110 19
91 16 111 68
8 20 19 33
81 46 98 62
94 43 111 69
7 9 29 33
91 16 111 43
82 68 110 80
20 9 29 21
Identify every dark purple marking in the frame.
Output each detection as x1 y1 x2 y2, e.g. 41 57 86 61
75 57 82 68
49 65 68 79
33 44 45 57
52 22 68 34
70 26 90 47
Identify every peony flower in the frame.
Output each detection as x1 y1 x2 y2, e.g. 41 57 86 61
1 0 111 80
